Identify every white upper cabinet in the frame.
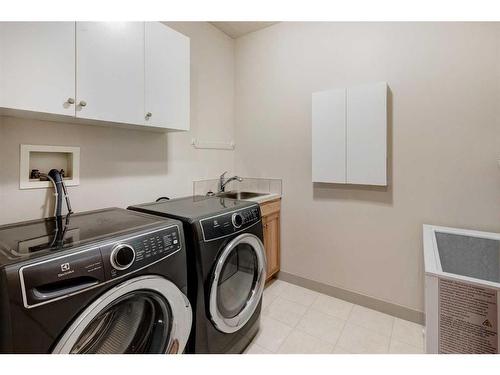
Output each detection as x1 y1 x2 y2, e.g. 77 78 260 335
0 22 76 116
0 22 190 131
312 88 346 183
312 82 387 186
76 22 145 125
346 82 387 186
145 22 190 130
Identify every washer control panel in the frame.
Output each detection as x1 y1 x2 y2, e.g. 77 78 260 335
19 225 182 308
110 244 136 271
200 206 261 241
103 225 182 278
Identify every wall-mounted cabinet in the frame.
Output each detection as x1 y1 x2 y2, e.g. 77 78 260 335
76 22 146 125
145 22 190 130
0 22 76 116
0 22 190 131
312 82 387 186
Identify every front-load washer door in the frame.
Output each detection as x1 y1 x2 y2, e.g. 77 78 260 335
52 275 191 354
209 233 266 333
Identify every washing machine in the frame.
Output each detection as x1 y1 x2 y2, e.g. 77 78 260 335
0 208 192 353
128 196 266 353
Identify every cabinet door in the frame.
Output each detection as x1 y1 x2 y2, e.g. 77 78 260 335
76 22 144 124
264 212 280 279
262 216 271 276
145 22 190 130
312 88 346 183
0 22 75 115
346 82 387 186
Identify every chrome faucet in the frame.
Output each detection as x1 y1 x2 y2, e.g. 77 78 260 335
219 171 243 192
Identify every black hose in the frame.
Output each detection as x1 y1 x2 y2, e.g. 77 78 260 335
156 197 170 202
48 169 63 217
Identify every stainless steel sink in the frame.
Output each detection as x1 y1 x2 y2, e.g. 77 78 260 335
216 191 268 200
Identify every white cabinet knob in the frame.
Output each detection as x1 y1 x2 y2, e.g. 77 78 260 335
79 100 87 107
66 98 75 105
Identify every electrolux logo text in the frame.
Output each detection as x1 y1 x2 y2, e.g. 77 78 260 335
60 263 70 272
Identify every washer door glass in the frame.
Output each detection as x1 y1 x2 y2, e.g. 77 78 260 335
52 276 192 354
209 233 266 333
70 291 170 354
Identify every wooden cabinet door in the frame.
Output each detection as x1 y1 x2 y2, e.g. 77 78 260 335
0 22 75 115
76 22 144 125
263 212 280 279
145 22 190 130
262 215 271 275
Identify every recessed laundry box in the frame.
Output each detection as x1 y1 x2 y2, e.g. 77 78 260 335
424 224 500 354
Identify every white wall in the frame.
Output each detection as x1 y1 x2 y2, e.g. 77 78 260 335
0 22 235 225
234 22 500 312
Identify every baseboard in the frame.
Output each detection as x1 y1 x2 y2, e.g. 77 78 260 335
278 271 424 325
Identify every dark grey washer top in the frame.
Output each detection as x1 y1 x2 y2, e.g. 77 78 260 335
0 208 171 264
436 231 500 283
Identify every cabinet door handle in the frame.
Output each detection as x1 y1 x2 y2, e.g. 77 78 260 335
145 112 152 119
66 98 75 105
79 100 87 107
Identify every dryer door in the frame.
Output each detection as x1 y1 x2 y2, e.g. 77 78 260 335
52 275 191 354
209 233 266 333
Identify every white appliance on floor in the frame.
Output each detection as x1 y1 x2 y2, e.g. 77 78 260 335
424 224 500 354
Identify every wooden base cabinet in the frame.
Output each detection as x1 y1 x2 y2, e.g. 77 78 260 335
260 198 281 281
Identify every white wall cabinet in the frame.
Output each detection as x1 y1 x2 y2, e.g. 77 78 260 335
312 82 387 186
0 22 76 116
76 22 145 125
145 22 190 130
346 82 387 185
312 88 346 183
0 22 190 131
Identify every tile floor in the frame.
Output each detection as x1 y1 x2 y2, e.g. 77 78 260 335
244 280 425 354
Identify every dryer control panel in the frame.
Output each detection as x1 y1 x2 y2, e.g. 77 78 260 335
101 225 182 279
200 206 261 242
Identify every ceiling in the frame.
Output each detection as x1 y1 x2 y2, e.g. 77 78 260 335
210 22 278 39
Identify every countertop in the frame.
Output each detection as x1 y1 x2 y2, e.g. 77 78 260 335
244 193 281 204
